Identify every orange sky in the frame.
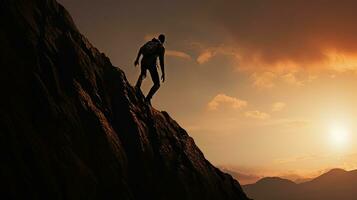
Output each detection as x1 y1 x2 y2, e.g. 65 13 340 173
58 0 357 179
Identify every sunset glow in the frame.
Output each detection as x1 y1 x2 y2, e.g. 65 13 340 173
59 0 357 180
328 122 350 150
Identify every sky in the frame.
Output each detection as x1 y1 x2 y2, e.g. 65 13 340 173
58 0 357 182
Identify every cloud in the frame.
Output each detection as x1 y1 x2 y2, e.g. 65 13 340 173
285 120 309 128
195 45 312 88
272 102 286 112
209 0 357 73
245 110 270 120
251 72 276 88
251 70 316 88
208 94 247 111
282 73 304 86
274 155 320 165
166 50 191 60
325 50 357 73
197 50 215 64
196 46 240 65
266 119 310 128
182 1 357 87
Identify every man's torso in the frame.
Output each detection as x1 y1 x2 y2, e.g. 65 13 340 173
141 44 165 68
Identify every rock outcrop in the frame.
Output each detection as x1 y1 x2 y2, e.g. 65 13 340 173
0 0 249 199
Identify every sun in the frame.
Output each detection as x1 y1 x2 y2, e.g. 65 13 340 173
328 123 350 149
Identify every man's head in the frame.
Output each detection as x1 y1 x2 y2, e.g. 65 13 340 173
158 34 165 44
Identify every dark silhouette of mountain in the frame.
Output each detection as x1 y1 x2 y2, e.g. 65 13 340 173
243 168 357 200
243 177 297 200
220 168 262 185
290 176 313 184
0 1 249 200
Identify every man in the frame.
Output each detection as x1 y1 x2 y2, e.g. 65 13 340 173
134 34 166 105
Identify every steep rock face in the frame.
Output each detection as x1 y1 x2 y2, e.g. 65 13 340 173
0 0 249 199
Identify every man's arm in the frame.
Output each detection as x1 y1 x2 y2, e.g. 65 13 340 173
159 48 165 82
134 46 143 66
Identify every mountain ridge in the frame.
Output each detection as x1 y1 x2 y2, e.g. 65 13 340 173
0 0 249 199
243 168 357 200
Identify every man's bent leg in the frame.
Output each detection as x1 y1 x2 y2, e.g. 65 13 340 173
145 67 160 102
135 66 147 89
135 74 144 89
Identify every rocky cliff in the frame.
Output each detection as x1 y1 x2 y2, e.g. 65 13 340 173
0 0 249 199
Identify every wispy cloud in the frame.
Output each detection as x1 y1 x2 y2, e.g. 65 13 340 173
166 50 191 60
251 72 276 89
208 94 247 111
272 102 286 112
196 46 240 65
197 50 215 64
194 45 314 88
282 73 304 86
274 154 324 165
250 70 317 89
245 110 270 120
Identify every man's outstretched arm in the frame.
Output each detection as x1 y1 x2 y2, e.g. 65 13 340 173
159 48 165 82
134 47 143 66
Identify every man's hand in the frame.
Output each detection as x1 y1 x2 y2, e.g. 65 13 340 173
161 73 165 82
134 59 139 66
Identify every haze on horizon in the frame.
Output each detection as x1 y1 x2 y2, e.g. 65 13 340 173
58 0 357 180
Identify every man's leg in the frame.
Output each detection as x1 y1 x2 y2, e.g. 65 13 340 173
135 66 147 89
145 66 160 103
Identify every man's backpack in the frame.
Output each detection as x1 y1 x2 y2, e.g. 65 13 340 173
142 38 161 56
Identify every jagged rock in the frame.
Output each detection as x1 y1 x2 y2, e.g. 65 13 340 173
0 0 249 199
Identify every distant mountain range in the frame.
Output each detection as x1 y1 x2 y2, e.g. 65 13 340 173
221 167 313 185
243 168 357 200
221 168 262 185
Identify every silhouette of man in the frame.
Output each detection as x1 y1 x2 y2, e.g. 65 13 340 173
134 34 165 105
